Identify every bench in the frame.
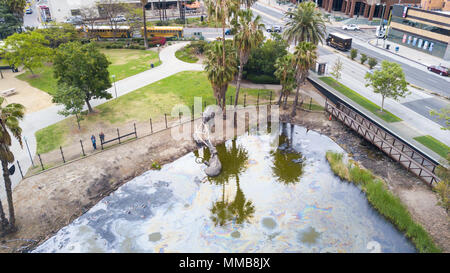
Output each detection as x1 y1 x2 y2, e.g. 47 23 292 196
1 88 16 97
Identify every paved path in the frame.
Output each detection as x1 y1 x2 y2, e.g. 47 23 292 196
1 42 203 199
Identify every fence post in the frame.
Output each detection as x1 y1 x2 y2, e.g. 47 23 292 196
38 154 44 170
165 113 168 128
60 146 65 163
117 128 121 144
191 105 194 121
309 98 312 110
17 160 24 179
203 101 206 112
80 140 86 156
150 118 153 134
230 95 232 105
179 111 182 123
244 94 246 107
270 91 272 105
134 123 137 138
257 92 259 107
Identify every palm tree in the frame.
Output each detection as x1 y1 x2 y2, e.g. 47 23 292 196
204 41 237 110
274 53 297 109
140 0 149 49
0 97 25 233
284 1 327 46
233 9 264 123
291 41 317 117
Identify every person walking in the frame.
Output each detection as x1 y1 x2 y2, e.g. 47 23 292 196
99 132 105 144
91 135 97 150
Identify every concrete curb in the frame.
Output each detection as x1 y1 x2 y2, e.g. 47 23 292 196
367 39 428 68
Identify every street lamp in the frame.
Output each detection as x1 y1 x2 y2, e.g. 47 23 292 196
23 136 34 167
112 74 117 98
157 44 160 62
376 4 386 47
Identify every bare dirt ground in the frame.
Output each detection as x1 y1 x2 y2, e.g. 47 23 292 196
0 95 448 252
0 70 54 113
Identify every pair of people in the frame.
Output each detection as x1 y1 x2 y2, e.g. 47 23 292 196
91 132 105 150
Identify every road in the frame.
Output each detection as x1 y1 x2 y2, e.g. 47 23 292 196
23 1 40 28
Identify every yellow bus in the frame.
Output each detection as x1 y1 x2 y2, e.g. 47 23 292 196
142 26 184 38
77 26 133 39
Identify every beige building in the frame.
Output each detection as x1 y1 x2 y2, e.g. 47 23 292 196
421 0 450 11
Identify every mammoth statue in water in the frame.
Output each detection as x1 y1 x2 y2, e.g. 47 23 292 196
193 106 222 177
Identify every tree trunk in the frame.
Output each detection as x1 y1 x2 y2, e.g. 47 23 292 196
277 89 283 105
1 159 16 232
0 198 9 234
381 95 385 113
85 98 94 113
233 62 244 127
291 84 301 117
143 4 149 49
283 93 288 110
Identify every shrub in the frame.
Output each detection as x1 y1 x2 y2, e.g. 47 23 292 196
151 161 162 170
350 48 357 60
360 53 367 64
368 57 378 69
246 73 279 84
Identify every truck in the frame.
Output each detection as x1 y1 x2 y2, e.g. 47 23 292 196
326 32 352 51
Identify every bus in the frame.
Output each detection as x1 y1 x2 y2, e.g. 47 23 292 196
326 32 352 51
77 26 133 39
141 26 184 38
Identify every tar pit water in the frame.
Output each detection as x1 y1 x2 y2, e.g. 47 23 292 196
34 123 415 253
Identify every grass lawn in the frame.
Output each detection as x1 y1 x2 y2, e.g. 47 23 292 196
175 46 199 63
413 135 450 158
36 71 272 154
319 77 402 123
16 49 160 96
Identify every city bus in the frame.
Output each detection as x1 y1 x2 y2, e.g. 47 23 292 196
77 26 133 39
141 26 184 38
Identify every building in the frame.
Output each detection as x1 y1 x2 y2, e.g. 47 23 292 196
387 4 450 60
319 0 421 20
421 0 450 11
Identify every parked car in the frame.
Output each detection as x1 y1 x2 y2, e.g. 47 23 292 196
266 26 282 33
25 8 32 14
64 16 83 25
342 24 360 31
112 15 126 22
224 29 231 35
427 65 449 76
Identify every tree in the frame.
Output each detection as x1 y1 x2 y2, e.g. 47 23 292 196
140 0 149 49
204 41 237 110
365 60 409 113
430 108 450 130
330 57 343 80
98 0 127 41
1 0 25 18
0 97 25 234
79 6 99 39
274 54 296 109
0 3 22 39
291 41 317 117
1 31 52 75
232 9 264 122
52 84 86 130
53 42 112 113
284 1 326 45
34 23 77 48
360 53 367 64
368 57 377 69
350 48 357 60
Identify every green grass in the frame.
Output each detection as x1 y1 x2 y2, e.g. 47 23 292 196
326 151 441 253
35 71 272 154
319 77 402 123
175 46 199 63
16 49 160 96
413 135 450 158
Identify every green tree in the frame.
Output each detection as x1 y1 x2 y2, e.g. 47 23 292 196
0 97 25 234
140 0 149 49
232 9 264 121
204 41 237 110
0 4 22 39
284 1 326 45
350 48 357 60
53 42 112 113
330 57 343 80
430 108 450 130
34 23 77 48
368 57 377 69
291 41 317 117
365 60 409 113
360 53 367 64
52 84 86 130
1 0 25 17
1 31 52 75
274 54 296 109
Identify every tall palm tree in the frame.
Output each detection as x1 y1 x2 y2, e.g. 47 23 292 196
274 53 297 109
233 10 264 122
291 41 317 117
140 0 149 49
204 41 237 110
284 1 327 46
0 97 25 233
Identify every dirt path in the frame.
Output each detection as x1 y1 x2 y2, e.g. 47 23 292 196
0 70 54 113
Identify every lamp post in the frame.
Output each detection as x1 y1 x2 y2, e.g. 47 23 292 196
23 136 34 167
157 44 160 62
376 4 386 47
112 74 117 98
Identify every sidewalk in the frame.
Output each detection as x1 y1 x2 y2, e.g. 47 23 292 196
369 39 450 68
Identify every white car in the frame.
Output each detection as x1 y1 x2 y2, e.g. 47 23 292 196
112 15 126 22
342 24 360 31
